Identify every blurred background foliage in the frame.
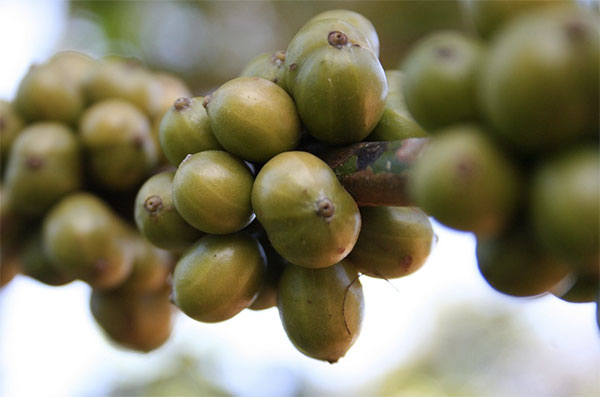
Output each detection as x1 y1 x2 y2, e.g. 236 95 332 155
63 0 466 95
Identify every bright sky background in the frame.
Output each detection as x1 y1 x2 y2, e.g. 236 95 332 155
0 1 599 396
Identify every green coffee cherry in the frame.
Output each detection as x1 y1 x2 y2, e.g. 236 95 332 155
401 31 485 131
79 99 158 191
479 7 599 151
42 193 134 289
134 170 203 252
348 206 433 279
90 286 174 352
284 19 387 144
15 63 84 125
252 151 361 269
409 125 520 238
530 146 599 274
172 150 254 234
85 57 162 117
172 233 266 323
158 97 223 166
477 226 569 297
278 260 364 363
204 77 301 163
3 122 81 216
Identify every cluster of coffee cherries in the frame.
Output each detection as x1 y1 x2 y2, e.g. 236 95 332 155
1 51 193 351
133 9 438 363
402 1 599 320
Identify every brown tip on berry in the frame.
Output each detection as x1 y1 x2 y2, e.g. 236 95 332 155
144 195 163 215
289 63 297 71
202 95 211 109
328 31 348 49
316 198 335 220
272 50 286 66
173 97 192 111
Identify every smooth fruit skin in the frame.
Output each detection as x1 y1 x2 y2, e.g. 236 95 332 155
79 99 158 191
277 260 364 363
477 226 569 297
15 63 84 125
172 151 255 234
478 8 599 151
307 9 380 56
409 125 520 238
3 122 81 216
205 77 301 163
172 233 266 323
530 146 599 274
252 151 361 269
401 31 485 131
366 70 428 142
158 96 223 166
42 193 133 289
240 50 287 88
90 287 174 352
134 171 202 252
348 206 433 279
284 18 387 145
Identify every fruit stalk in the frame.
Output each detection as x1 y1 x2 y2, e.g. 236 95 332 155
321 138 428 207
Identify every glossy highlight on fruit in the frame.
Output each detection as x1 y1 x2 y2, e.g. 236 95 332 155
252 151 361 269
204 77 301 163
172 150 254 234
